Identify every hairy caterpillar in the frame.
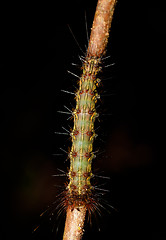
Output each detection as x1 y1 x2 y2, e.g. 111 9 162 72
64 56 101 212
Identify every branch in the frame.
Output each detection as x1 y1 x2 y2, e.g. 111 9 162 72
63 206 86 240
87 0 117 58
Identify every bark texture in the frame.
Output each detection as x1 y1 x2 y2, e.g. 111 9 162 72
63 206 86 240
87 0 117 58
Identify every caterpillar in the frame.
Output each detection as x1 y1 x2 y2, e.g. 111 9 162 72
65 56 101 212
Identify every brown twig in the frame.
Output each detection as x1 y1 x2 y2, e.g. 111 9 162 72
87 0 117 58
63 206 86 240
62 0 117 239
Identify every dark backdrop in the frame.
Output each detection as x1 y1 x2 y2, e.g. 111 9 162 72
1 0 166 239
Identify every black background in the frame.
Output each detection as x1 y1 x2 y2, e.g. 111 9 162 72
1 0 166 239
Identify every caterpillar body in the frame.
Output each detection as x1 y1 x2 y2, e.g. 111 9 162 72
64 56 102 213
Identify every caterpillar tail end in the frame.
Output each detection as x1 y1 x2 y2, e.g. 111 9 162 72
63 205 87 240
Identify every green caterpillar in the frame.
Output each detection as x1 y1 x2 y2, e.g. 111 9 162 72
64 56 102 212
